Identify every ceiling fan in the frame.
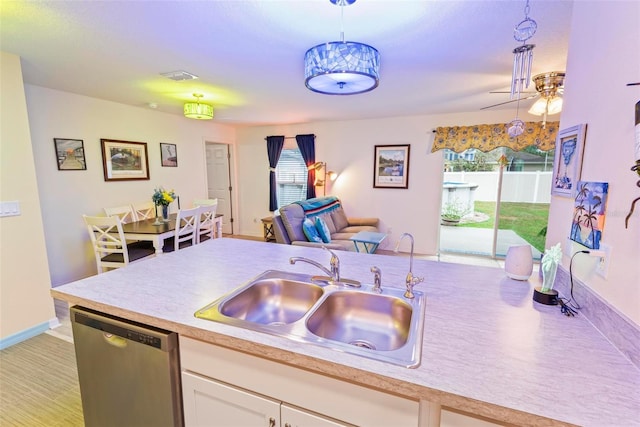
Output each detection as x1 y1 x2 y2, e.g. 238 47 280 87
481 72 566 123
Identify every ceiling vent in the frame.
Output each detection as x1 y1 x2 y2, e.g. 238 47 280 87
160 70 199 81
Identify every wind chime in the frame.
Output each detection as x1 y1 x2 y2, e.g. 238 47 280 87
508 0 537 138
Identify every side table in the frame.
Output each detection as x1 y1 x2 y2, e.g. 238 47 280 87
261 216 275 242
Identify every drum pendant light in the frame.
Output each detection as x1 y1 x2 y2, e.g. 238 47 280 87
304 0 380 95
184 93 213 120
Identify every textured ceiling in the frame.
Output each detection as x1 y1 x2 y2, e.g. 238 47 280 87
0 0 573 125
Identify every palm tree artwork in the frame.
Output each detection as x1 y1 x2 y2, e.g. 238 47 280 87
570 181 609 249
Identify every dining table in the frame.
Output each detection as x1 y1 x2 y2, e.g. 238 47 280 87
121 213 223 254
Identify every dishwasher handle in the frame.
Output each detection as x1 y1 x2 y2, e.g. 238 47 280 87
71 306 177 352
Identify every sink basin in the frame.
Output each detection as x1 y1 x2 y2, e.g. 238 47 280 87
195 270 426 368
218 278 323 325
306 291 412 351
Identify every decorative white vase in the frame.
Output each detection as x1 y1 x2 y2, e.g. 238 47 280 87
504 245 533 280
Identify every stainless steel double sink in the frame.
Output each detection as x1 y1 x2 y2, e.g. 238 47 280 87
195 270 426 367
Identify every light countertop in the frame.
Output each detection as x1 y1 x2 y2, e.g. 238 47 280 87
51 238 640 427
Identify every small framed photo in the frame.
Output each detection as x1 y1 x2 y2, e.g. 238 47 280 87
160 143 178 167
551 124 587 197
373 144 411 189
54 138 86 171
100 139 150 181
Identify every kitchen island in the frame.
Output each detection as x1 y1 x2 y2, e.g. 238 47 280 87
51 238 640 426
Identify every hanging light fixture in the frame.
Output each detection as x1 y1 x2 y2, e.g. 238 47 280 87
527 71 565 127
184 93 213 120
507 0 538 137
304 0 380 95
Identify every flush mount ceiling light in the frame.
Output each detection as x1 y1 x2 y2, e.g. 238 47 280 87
184 93 213 120
304 0 380 95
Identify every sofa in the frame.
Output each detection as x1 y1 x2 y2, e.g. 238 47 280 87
272 196 379 251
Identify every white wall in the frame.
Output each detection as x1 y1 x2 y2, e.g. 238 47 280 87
235 109 537 255
25 85 236 286
546 1 640 324
0 52 55 340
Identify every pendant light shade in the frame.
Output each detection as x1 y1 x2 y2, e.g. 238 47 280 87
305 41 380 95
304 0 380 95
184 93 213 120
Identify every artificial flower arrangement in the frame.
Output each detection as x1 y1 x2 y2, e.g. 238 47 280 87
152 187 176 206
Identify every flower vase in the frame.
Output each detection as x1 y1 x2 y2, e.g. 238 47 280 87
152 204 164 225
162 205 170 222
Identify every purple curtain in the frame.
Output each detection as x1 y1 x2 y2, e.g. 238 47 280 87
266 136 284 211
295 134 316 199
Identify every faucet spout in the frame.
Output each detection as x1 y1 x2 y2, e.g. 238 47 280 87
394 233 423 299
394 233 415 274
289 257 333 278
289 246 341 282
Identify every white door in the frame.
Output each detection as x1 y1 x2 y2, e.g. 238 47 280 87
205 143 233 234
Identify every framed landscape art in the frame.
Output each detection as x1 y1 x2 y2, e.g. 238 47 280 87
100 139 150 181
551 124 587 197
54 138 86 171
373 144 410 189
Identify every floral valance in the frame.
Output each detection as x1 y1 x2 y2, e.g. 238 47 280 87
432 121 559 153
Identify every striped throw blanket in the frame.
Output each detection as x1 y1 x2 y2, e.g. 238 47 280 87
295 196 341 217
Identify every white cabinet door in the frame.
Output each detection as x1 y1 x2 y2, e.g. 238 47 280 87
281 404 353 427
182 371 281 427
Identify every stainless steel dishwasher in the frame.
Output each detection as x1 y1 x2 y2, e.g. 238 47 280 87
70 306 183 426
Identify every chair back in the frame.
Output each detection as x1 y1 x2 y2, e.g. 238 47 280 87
193 198 218 207
197 203 218 243
83 215 129 273
173 207 200 251
104 205 136 224
132 201 156 220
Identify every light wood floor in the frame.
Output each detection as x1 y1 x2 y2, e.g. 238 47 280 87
0 331 83 426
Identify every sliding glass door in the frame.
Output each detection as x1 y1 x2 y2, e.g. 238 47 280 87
439 146 554 259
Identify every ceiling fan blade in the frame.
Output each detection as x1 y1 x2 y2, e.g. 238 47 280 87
480 94 539 110
489 91 536 94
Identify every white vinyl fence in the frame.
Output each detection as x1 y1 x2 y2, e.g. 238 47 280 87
444 171 552 204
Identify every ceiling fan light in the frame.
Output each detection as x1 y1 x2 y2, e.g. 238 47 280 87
546 96 563 114
528 95 563 116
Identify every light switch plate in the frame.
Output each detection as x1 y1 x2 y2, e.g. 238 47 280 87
0 201 21 217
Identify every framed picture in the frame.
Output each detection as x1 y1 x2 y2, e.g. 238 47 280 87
53 138 86 171
551 124 587 197
160 143 178 167
570 181 609 249
100 139 150 181
373 144 411 189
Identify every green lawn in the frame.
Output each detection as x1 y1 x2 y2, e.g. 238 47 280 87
461 201 549 252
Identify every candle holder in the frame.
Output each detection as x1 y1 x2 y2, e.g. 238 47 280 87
153 204 163 226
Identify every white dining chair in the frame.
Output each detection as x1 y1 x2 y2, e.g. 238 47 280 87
162 207 200 252
195 203 218 243
193 198 218 207
83 215 155 273
104 205 136 224
131 201 156 220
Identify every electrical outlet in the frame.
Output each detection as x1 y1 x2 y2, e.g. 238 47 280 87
595 243 611 278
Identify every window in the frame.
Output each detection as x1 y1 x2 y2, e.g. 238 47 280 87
276 149 308 208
